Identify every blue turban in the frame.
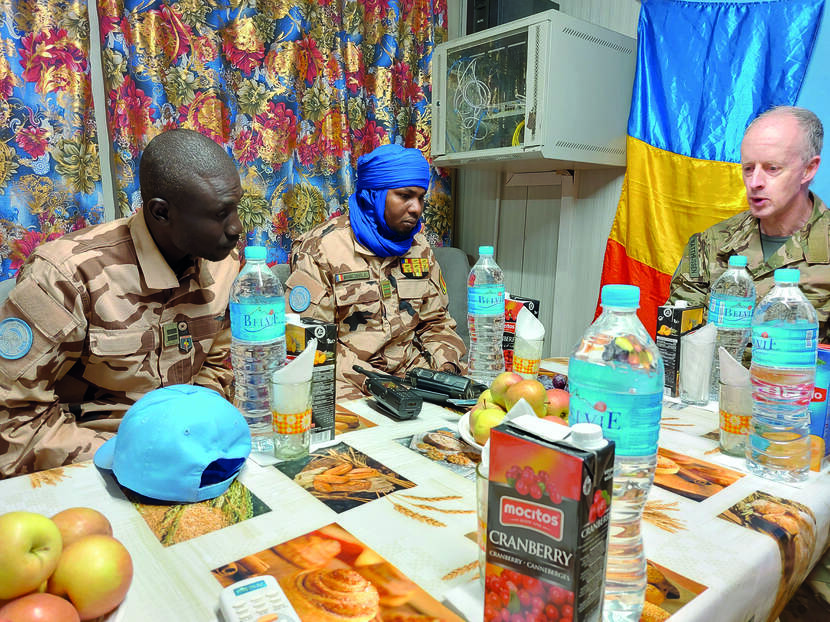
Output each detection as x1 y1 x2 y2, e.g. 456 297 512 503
348 144 430 257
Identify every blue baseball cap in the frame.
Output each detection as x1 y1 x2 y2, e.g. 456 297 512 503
94 385 252 502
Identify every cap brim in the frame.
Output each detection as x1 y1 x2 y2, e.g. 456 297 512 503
93 436 117 470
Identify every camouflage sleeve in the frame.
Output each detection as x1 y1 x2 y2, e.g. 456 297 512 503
415 253 466 373
286 241 335 324
286 240 379 399
666 232 711 308
0 261 109 477
193 313 234 399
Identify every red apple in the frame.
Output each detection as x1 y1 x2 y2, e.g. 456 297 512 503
0 512 63 600
545 388 570 420
504 379 547 417
46 535 133 621
0 593 80 622
50 509 112 549
489 372 523 408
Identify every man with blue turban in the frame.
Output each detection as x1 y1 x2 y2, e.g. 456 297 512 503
285 144 466 399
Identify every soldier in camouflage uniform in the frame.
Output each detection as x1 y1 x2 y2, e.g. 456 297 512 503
0 129 243 477
285 144 466 399
668 106 829 341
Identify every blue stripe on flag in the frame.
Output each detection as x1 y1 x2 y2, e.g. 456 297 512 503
796 6 830 199
629 0 824 162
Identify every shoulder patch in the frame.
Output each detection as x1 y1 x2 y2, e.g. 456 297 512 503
289 285 312 313
438 267 447 295
0 317 34 360
689 233 701 279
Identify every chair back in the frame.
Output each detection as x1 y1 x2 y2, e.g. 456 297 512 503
432 246 470 351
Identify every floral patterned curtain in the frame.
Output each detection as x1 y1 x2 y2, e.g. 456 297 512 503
97 0 453 263
0 0 103 282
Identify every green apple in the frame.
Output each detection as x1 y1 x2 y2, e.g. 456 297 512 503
489 372 523 408
471 407 507 445
0 512 63 600
47 535 133 621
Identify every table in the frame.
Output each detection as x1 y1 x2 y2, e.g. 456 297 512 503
1 394 829 622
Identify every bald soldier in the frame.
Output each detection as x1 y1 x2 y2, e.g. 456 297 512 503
668 106 830 339
285 144 466 399
0 129 243 477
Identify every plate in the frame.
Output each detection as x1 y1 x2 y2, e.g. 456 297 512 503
458 412 484 451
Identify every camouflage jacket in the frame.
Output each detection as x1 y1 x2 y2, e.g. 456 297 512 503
668 193 830 341
0 213 237 477
285 214 466 400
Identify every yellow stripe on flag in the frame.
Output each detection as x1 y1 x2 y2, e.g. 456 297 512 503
609 136 746 275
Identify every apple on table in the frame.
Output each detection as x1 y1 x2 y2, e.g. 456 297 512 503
50 508 112 549
47 535 133 621
0 512 63 601
0 592 80 622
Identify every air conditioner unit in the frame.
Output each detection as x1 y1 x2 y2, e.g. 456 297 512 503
431 10 636 172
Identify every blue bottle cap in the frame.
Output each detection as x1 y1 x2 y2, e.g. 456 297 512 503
600 284 640 308
244 246 267 260
728 255 748 267
773 268 799 283
479 245 494 256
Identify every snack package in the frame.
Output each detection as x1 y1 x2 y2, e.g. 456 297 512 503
485 419 614 622
286 317 336 444
655 303 704 397
504 295 541 371
809 344 830 461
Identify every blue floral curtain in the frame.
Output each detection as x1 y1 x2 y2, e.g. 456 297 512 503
0 0 103 281
97 0 453 263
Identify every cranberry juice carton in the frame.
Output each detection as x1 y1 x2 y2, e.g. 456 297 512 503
286 317 336 443
485 421 614 622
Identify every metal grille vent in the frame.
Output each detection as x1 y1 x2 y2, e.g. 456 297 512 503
554 141 625 155
561 26 634 56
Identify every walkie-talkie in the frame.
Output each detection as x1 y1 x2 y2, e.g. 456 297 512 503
405 368 487 400
354 366 422 420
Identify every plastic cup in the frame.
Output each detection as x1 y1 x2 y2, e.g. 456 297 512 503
512 336 544 379
270 378 312 460
718 381 752 457
679 331 716 406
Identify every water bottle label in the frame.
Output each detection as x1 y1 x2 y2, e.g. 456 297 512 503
468 284 505 315
751 322 817 368
708 294 753 329
569 386 662 456
230 301 285 342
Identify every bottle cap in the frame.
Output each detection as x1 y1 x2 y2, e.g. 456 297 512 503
569 423 607 450
600 284 640 308
728 255 748 267
244 246 267 260
479 245 494 256
773 268 799 284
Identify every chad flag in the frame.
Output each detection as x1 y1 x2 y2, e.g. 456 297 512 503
599 0 825 335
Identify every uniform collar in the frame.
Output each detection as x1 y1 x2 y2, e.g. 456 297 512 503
723 192 829 278
129 212 217 289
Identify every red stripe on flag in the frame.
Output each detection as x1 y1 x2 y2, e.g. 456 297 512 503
596 238 673 338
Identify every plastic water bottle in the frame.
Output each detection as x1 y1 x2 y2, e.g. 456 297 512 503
707 255 756 399
568 285 664 622
747 268 817 483
467 245 505 386
230 246 286 453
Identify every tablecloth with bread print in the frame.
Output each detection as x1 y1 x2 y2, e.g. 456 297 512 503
0 393 828 622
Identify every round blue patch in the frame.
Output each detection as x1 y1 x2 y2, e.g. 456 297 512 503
0 317 34 360
289 285 311 313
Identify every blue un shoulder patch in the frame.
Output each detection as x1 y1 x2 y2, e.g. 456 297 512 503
289 285 311 313
0 317 34 359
